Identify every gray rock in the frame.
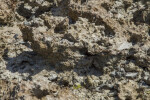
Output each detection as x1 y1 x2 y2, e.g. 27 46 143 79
99 84 114 89
124 62 140 72
139 81 149 89
143 75 150 85
108 91 117 97
125 72 138 79
48 74 58 81
110 71 116 77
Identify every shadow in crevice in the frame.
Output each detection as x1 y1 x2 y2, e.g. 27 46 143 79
3 50 55 78
3 47 103 79
16 2 52 20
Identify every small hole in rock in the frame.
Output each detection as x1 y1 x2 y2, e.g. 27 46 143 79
81 0 87 4
32 86 49 99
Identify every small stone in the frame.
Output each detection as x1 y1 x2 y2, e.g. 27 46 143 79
125 72 138 79
139 81 149 89
117 41 132 51
110 71 116 77
48 74 58 81
147 48 150 56
124 62 139 72
108 91 117 97
143 76 150 85
99 84 114 89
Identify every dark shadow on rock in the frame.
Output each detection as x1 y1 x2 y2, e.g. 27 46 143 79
3 47 103 81
3 50 54 78
73 64 103 77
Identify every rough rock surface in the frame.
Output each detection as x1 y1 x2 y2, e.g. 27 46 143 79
0 0 150 100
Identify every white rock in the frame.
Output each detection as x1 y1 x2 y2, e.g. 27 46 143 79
117 42 132 50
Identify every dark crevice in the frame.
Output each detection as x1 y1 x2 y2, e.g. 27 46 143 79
101 3 112 11
34 7 52 17
139 66 148 71
32 85 49 99
68 7 116 37
54 26 64 33
79 48 96 57
128 34 141 45
132 8 150 25
81 0 87 4
16 3 32 19
16 3 52 19
126 55 136 61
104 28 115 37
69 17 76 24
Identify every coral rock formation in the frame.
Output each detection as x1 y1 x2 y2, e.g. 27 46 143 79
0 0 150 99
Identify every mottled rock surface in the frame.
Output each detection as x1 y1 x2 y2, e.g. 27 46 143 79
0 0 150 100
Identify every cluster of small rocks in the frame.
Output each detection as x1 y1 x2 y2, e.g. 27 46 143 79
0 0 150 100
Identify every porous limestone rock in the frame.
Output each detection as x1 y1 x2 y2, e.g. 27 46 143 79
20 0 150 71
0 0 150 99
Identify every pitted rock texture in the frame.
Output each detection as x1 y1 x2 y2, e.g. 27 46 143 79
19 0 150 71
0 0 17 25
0 0 150 100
